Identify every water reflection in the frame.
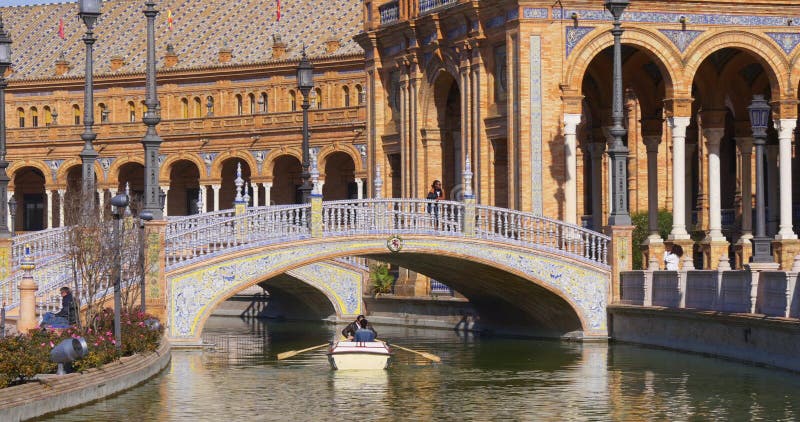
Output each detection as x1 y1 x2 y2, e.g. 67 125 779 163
42 317 800 421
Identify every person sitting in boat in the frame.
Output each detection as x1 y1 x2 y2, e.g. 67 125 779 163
354 319 376 342
342 314 377 340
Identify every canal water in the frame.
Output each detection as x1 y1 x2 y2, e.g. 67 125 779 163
43 316 800 421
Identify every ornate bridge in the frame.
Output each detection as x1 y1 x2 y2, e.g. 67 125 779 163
2 198 612 345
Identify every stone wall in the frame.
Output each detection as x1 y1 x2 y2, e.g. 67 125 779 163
609 305 800 372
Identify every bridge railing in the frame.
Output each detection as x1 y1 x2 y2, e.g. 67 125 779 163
474 205 609 265
11 226 70 270
165 204 311 267
166 209 237 239
321 199 464 235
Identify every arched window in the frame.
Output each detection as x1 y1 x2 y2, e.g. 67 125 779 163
128 101 136 122
342 86 350 107
181 98 189 118
314 88 323 109
73 104 81 125
98 103 108 123
356 84 364 105
289 90 297 112
30 107 39 128
248 93 256 114
17 108 24 128
43 106 52 126
236 94 243 115
260 92 268 113
193 97 202 118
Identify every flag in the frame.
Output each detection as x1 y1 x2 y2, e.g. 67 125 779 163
276 0 281 22
167 9 174 31
58 18 65 40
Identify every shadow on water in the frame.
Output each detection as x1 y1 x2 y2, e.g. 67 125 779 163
38 316 800 421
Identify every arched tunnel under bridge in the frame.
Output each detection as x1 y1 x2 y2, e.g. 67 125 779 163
165 236 610 346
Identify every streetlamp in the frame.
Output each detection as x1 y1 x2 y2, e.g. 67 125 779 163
748 95 772 263
78 0 102 197
604 0 631 226
0 17 12 238
8 194 15 235
296 47 314 204
142 0 164 220
138 210 153 313
110 192 129 351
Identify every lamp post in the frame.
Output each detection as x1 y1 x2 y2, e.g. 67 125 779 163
748 95 773 263
78 0 101 198
142 1 164 219
110 193 129 351
8 194 15 235
604 0 631 226
0 17 11 238
138 210 153 313
296 48 314 204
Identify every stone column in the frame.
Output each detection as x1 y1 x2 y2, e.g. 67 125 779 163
766 144 779 237
251 183 260 207
735 137 754 268
199 184 208 212
58 189 66 227
772 119 799 270
642 135 664 268
588 142 605 232
701 128 728 269
161 185 170 217
45 190 54 229
263 182 272 206
6 190 12 233
668 117 691 240
212 184 221 211
97 188 105 216
355 178 364 200
563 114 581 226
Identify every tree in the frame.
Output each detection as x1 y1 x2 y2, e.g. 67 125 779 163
63 189 145 331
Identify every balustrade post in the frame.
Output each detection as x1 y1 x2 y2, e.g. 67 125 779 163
310 194 323 238
17 245 37 333
143 220 167 323
677 267 687 309
785 254 800 317
462 153 475 237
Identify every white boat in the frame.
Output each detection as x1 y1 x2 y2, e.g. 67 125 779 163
327 341 392 370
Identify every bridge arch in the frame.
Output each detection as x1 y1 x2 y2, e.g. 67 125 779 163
166 235 608 346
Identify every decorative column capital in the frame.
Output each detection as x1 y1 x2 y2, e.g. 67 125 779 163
563 113 582 135
775 118 798 140
667 116 691 135
735 136 753 153
702 127 725 149
642 135 661 152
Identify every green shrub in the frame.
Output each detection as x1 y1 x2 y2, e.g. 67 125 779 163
369 262 395 294
631 210 673 270
0 309 163 388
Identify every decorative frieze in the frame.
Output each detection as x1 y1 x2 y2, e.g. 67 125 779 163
659 29 703 53
553 8 799 27
566 27 596 56
767 32 800 54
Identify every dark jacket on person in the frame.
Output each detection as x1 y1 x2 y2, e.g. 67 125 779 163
55 293 78 325
342 321 377 339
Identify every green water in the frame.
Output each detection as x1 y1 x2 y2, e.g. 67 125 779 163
41 317 800 421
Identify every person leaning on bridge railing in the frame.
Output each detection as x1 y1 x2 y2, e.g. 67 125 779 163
426 180 444 227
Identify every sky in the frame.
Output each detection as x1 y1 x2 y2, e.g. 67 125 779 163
3 0 75 6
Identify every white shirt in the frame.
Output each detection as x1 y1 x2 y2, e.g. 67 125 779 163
664 251 680 271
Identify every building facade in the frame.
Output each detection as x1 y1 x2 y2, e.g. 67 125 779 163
359 0 800 270
2 0 366 228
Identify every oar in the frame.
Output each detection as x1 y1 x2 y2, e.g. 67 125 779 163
388 343 441 363
276 343 329 360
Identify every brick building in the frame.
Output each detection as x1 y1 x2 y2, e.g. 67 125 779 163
359 0 800 270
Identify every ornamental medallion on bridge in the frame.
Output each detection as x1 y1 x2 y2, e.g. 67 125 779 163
386 235 404 252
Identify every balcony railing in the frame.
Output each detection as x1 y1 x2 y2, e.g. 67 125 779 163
419 0 458 15
6 106 366 143
379 1 400 25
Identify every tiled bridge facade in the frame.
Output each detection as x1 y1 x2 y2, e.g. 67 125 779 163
3 197 612 346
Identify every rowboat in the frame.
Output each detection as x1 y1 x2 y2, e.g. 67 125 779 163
327 341 392 370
